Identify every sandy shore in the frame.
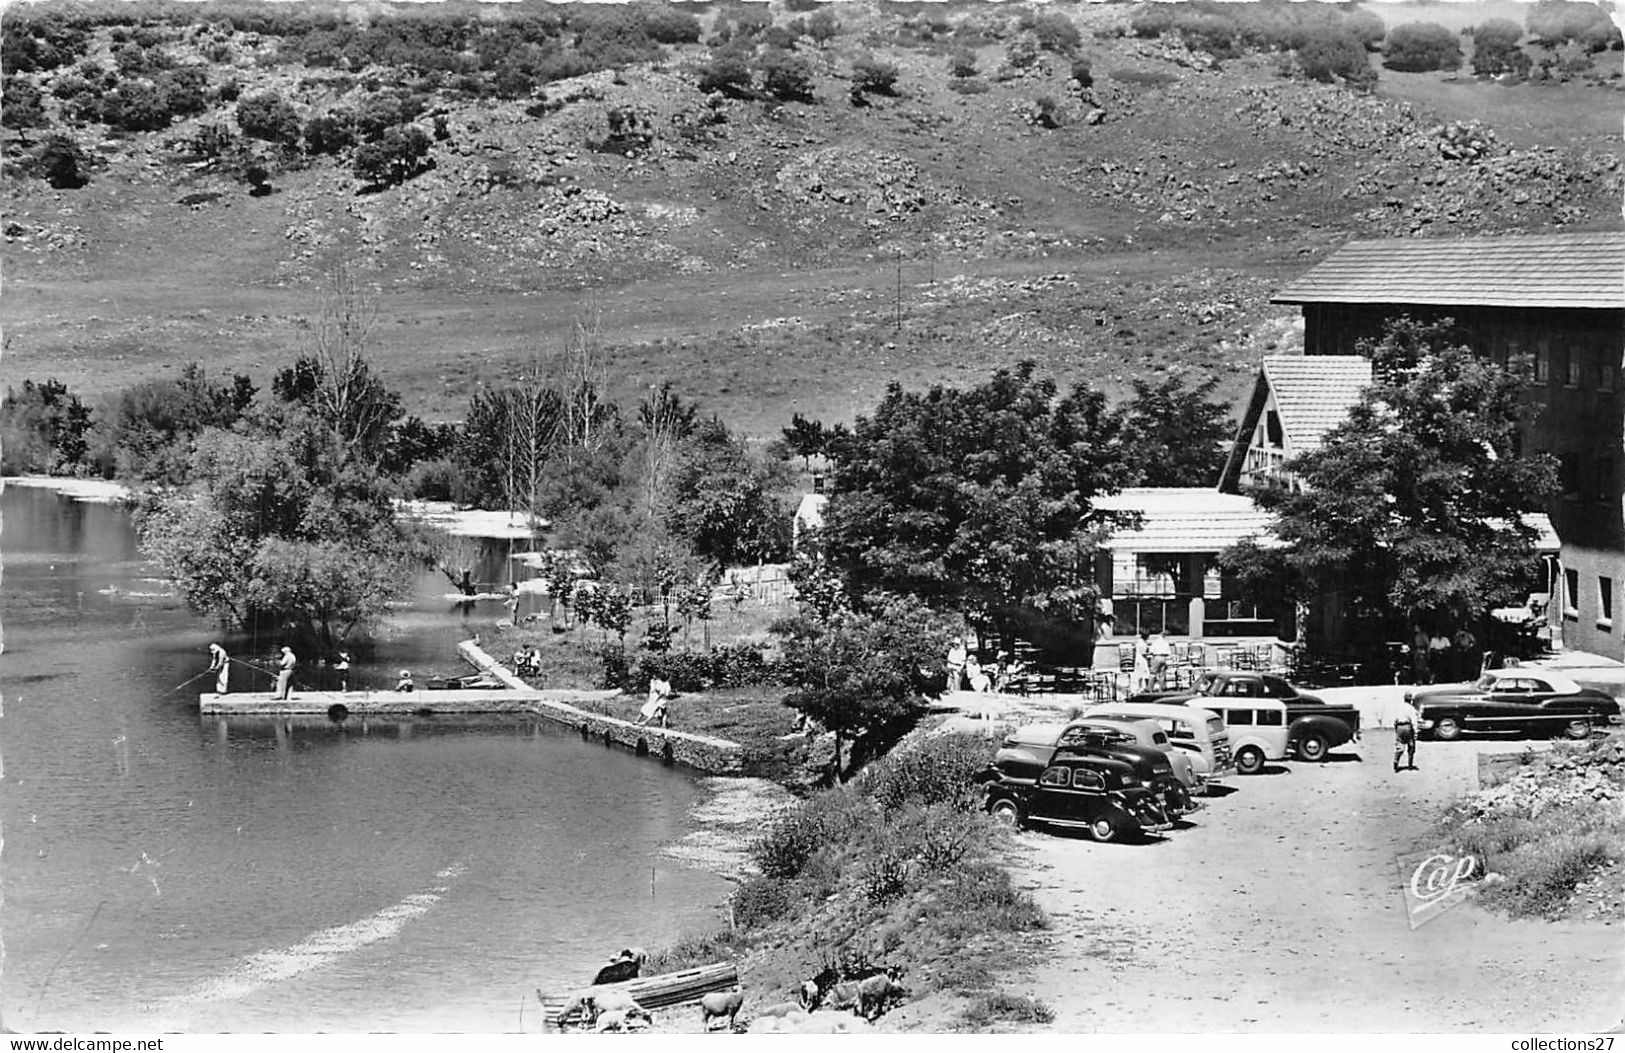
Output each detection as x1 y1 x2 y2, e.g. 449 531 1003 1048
4 475 132 503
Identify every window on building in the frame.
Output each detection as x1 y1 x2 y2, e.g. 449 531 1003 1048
1600 576 1614 630
1601 360 1617 393
1564 567 1580 621
1595 457 1616 504
1265 410 1283 447
1565 351 1583 388
1559 453 1582 498
1534 340 1551 384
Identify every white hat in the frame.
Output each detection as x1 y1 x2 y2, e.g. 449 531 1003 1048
399 670 412 678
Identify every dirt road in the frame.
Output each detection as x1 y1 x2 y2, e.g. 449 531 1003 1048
1009 732 1625 1032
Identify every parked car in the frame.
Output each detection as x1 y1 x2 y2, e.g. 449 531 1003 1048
1181 697 1290 775
1408 669 1622 741
1131 671 1361 762
976 746 1174 842
992 722 1194 817
1085 702 1235 789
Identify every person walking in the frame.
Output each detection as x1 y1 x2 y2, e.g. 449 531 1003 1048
1147 632 1172 689
1131 632 1152 694
945 638 968 692
505 583 522 627
1391 695 1421 773
273 645 297 700
208 642 230 695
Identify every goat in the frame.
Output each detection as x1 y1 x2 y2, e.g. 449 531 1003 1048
700 986 745 1031
855 971 907 1021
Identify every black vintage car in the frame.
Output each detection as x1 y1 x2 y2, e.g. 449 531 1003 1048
991 722 1194 818
977 746 1175 842
1408 669 1622 740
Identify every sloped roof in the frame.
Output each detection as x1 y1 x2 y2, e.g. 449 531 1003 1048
1263 355 1373 455
1094 488 1277 552
1272 232 1625 309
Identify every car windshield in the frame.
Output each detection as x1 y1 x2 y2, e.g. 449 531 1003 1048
1150 731 1168 745
1474 674 1499 691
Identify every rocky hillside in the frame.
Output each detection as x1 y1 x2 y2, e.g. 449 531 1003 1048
3 0 1621 432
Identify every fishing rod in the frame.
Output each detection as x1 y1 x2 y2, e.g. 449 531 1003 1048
230 655 359 705
168 669 213 694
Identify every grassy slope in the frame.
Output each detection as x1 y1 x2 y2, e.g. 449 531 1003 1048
3 1 1621 440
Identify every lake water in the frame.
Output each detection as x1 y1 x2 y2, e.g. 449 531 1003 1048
0 483 733 1033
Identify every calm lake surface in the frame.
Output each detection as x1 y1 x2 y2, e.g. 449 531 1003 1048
0 483 732 1033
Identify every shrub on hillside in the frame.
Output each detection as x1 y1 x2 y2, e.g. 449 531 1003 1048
732 876 798 929
0 378 95 475
851 54 899 96
641 4 702 45
101 81 173 132
1 77 47 134
1471 18 1527 75
1025 11 1081 55
807 8 840 45
304 110 357 155
353 125 432 188
236 91 301 147
1298 28 1377 89
1527 0 1622 51
698 45 754 97
864 732 995 812
157 66 210 119
750 791 878 879
1383 22 1463 72
948 47 978 77
1070 56 1094 88
31 133 90 188
757 46 814 101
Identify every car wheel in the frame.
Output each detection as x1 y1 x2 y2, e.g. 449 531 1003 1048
1235 745 1266 775
1087 814 1120 843
988 797 1024 829
1564 719 1592 740
1296 732 1329 763
1433 716 1462 741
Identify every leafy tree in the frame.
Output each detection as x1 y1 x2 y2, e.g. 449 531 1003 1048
1471 19 1526 75
756 46 815 101
353 125 432 187
664 416 792 568
781 412 827 469
236 90 301 147
95 363 255 484
1383 22 1463 72
698 44 754 96
1237 318 1558 646
1298 28 1378 88
850 54 899 97
102 80 172 132
304 109 356 155
776 595 951 780
806 8 840 45
1527 0 1622 50
820 361 1129 639
290 264 405 466
2 77 47 136
1117 374 1234 487
0 378 95 475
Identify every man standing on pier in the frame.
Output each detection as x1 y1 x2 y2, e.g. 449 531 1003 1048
274 646 297 700
208 642 230 695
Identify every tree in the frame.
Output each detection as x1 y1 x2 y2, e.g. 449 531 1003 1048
292 264 405 468
756 47 815 101
0 378 95 474
157 66 209 118
820 361 1130 639
664 416 792 568
95 363 254 484
776 594 951 780
1527 0 1622 51
2 77 47 137
304 109 357 155
1027 11 1081 55
1298 28 1378 89
102 80 172 132
1238 318 1558 647
1383 22 1463 72
1471 19 1526 75
698 44 754 97
1118 374 1234 487
236 90 300 147
851 54 899 97
353 125 432 187
780 412 826 469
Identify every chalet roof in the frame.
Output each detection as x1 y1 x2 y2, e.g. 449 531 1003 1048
1094 488 1277 552
1263 355 1373 455
1272 232 1625 310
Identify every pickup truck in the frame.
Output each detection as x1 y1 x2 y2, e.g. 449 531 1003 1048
1129 670 1361 762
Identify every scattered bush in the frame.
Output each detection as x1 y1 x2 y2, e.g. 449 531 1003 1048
32 133 90 188
757 46 815 101
851 54 899 96
807 8 840 45
1025 11 1081 55
858 850 912 903
1070 56 1093 87
865 732 996 812
353 125 432 187
236 90 301 147
157 66 210 119
947 77 990 95
1383 22 1463 72
1 77 47 134
1527 0 1622 51
304 109 357 155
698 45 754 97
1471 19 1527 75
102 81 173 132
732 875 799 929
948 47 978 77
1 378 95 475
1299 28 1377 89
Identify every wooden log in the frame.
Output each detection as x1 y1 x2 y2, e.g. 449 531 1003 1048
539 962 739 1025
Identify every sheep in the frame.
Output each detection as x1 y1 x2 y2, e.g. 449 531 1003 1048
821 980 862 1013
592 947 648 986
699 986 745 1031
560 987 648 1028
796 979 822 1011
752 1001 807 1021
855 971 907 1021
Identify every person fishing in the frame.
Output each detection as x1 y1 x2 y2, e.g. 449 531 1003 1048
334 651 351 692
395 669 415 693
273 646 297 700
208 642 230 695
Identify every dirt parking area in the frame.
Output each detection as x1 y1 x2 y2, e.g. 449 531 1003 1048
1008 732 1625 1032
